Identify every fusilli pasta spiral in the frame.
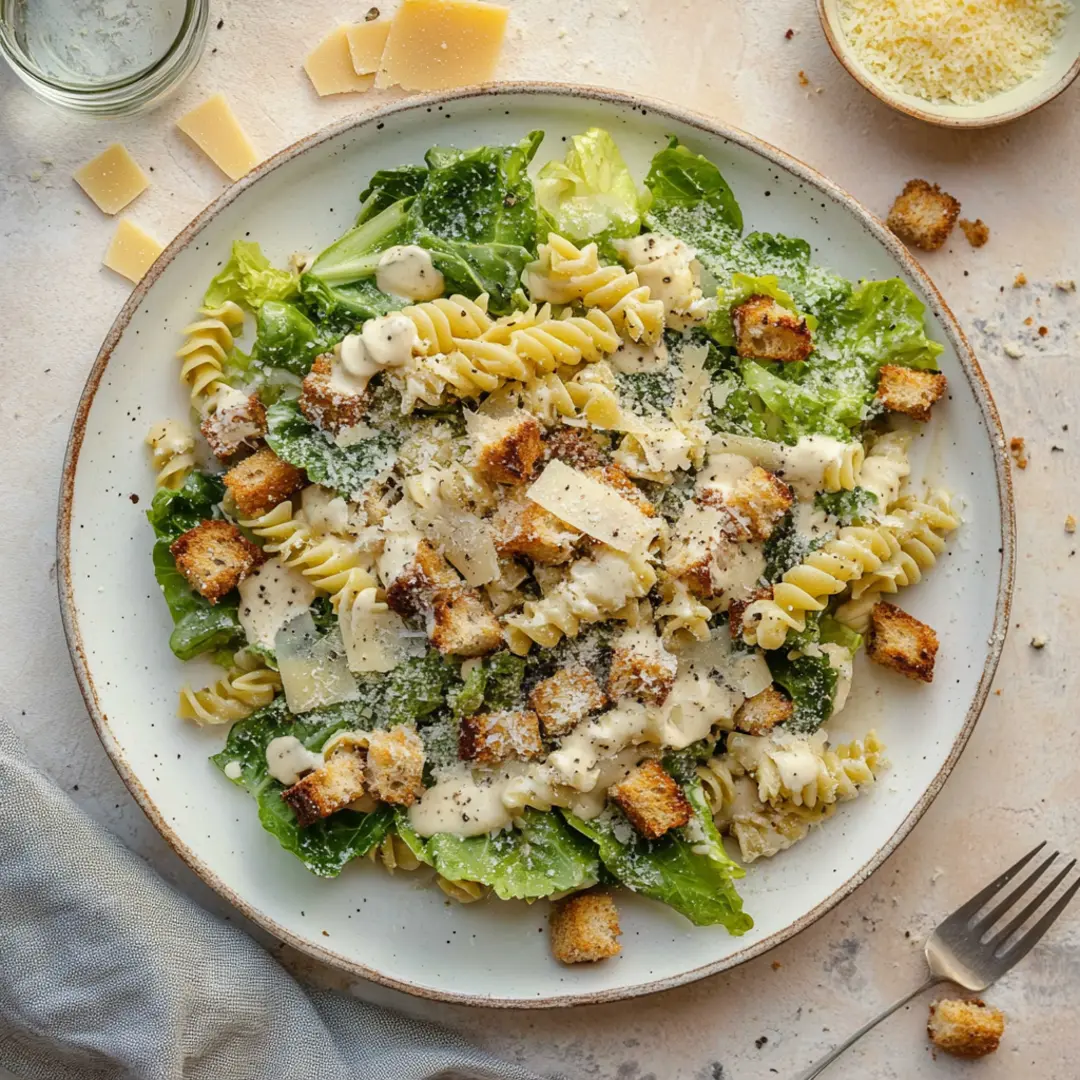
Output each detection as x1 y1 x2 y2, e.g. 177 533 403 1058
176 301 245 414
368 833 423 873
145 419 195 490
859 429 912 510
401 294 493 354
436 877 488 903
178 651 282 726
656 576 713 646
822 441 865 492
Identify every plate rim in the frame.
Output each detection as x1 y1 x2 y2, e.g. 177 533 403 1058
57 82 1015 1009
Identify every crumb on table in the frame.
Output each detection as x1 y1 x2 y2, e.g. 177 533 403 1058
1009 437 1028 469
959 218 989 248
1014 271 1028 287
928 998 1005 1058
1066 514 1077 534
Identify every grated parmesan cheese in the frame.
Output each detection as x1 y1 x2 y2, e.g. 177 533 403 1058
837 0 1070 105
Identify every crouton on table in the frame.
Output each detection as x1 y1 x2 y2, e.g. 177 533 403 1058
734 686 793 736
365 726 425 806
551 893 622 964
281 749 366 827
529 667 607 738
200 393 266 459
459 709 543 764
732 294 813 363
299 353 371 435
609 759 691 840
876 365 947 422
887 179 960 252
170 519 264 603
866 601 938 683
223 446 306 517
928 998 1005 1058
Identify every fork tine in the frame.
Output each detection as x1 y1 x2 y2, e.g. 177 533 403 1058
995 874 1080 968
946 842 1047 926
974 851 1060 932
987 859 1078 952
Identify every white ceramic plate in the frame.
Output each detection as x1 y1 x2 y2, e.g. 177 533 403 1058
59 86 1013 1007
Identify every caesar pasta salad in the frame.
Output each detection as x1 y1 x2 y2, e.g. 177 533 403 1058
146 127 958 961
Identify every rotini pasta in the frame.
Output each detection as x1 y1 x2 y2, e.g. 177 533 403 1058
176 301 245 414
145 419 195 490
368 833 423 873
656 576 713 646
822 441 865 492
436 877 488 903
525 233 666 344
859 429 912 510
178 651 282 726
401 293 493 354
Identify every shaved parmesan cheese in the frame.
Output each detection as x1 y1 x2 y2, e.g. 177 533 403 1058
276 614 359 713
102 219 162 283
74 143 149 215
408 472 500 586
526 461 657 552
304 25 376 96
340 587 423 673
238 560 317 649
176 94 259 181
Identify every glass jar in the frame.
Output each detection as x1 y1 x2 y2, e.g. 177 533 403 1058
0 0 209 115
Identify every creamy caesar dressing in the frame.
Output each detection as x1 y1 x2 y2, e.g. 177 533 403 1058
614 232 705 329
334 312 420 397
609 335 670 374
223 760 243 780
238 561 317 649
821 642 854 716
301 485 351 536
265 735 322 786
375 245 445 301
707 433 855 500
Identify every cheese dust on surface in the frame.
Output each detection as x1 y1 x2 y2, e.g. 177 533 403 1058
837 0 1071 104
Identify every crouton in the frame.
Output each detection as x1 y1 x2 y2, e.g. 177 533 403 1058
724 466 794 540
365 725 425 806
887 179 960 252
1009 436 1028 470
299 353 371 435
876 365 948 422
608 627 678 706
429 589 503 657
281 749 366 827
584 464 656 516
169 519 265 603
529 667 608 738
200 393 267 459
866 601 938 683
550 893 622 964
542 426 607 469
959 218 989 248
729 587 774 640
385 539 460 618
665 500 750 601
492 497 580 565
732 294 813 363
223 446 305 518
474 411 543 485
609 759 691 840
928 998 1005 1058
734 686 793 736
459 708 543 764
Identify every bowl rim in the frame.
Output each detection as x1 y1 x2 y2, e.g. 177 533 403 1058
57 81 1015 1009
817 0 1080 128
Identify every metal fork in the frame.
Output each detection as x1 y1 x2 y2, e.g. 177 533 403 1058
798 842 1080 1079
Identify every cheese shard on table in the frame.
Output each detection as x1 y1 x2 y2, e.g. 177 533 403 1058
102 219 163 283
74 143 149 215
346 20 392 75
526 461 657 553
176 94 259 181
305 25 377 96
376 0 509 91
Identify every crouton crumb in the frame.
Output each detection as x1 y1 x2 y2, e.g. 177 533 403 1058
1009 437 1028 469
1066 514 1077 534
928 998 1005 1058
1014 272 1027 287
887 179 960 252
958 218 989 248
365 726 425 806
735 686 793 735
550 893 622 964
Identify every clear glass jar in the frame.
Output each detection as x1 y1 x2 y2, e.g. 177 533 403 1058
0 0 209 115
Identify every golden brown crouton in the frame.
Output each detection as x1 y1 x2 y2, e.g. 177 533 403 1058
928 998 1005 1058
385 539 460 618
724 466 794 540
223 446 306 517
732 294 813 363
281 749 366 827
298 354 371 435
474 411 543 485
959 218 990 248
887 179 960 252
584 464 656 516
429 589 503 657
365 725 425 807
665 504 749 601
200 394 267 459
734 686 793 736
541 426 607 469
729 587 774 640
550 893 622 964
609 759 691 840
866 601 938 683
608 629 678 706
169 519 265 603
876 365 948 422
459 708 543 764
492 497 580 565
529 667 608 738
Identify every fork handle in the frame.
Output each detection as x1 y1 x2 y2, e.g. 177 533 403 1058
796 975 945 1079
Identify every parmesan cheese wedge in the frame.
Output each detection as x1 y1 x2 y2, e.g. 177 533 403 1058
346 20 392 75
276 614 359 713
304 25 377 96
526 461 657 553
340 587 423 673
102 219 163 283
176 94 259 181
74 143 149 215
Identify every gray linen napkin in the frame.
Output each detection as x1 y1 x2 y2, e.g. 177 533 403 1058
0 717 555 1080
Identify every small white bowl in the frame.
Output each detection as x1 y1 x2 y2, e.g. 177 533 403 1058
819 0 1080 127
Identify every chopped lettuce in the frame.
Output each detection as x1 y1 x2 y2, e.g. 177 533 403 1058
263 399 398 500
396 809 599 901
378 651 458 728
645 136 742 233
448 651 526 720
212 697 392 877
251 300 335 377
814 486 879 525
146 471 225 543
536 127 648 244
203 240 298 311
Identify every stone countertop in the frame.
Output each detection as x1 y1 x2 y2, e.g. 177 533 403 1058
1 1 1078 1077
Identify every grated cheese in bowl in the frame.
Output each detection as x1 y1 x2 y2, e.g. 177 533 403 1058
837 0 1072 105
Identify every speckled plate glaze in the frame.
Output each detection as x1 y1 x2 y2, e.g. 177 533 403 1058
59 86 1013 1008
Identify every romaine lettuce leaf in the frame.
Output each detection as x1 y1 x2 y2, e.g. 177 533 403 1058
417 234 532 315
767 646 839 735
203 240 298 311
263 399 398 500
536 127 647 244
357 165 428 225
645 136 742 233
251 300 336 377
146 471 225 542
814 486 879 525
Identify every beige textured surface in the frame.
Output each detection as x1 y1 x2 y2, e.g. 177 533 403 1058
1 0 1078 1076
